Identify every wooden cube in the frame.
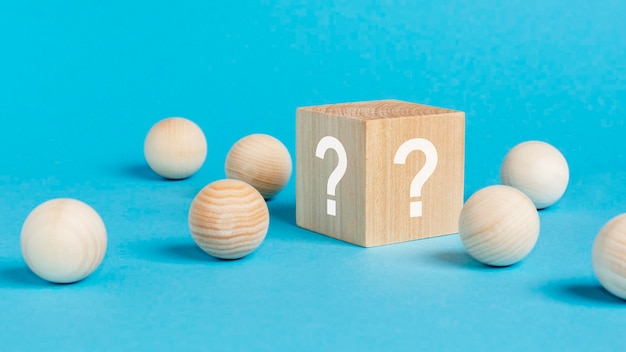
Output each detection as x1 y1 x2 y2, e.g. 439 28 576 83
296 100 465 247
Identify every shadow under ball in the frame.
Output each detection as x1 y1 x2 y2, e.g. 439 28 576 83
500 140 569 209
225 134 292 199
188 179 269 260
593 214 626 300
458 185 540 267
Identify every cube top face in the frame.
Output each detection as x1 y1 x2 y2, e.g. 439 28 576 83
299 100 457 120
296 100 465 247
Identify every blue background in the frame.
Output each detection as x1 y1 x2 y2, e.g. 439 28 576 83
1 1 625 350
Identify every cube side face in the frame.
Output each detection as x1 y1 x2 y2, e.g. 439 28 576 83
364 112 465 246
296 108 367 246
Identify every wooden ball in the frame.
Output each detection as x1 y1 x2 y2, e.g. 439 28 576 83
144 117 207 179
458 185 540 266
21 198 107 283
188 179 269 260
592 214 626 300
500 140 569 209
225 134 292 199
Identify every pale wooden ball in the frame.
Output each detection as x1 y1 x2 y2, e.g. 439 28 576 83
188 179 269 260
592 214 626 300
144 117 207 179
225 134 292 199
458 185 540 266
500 140 569 209
21 198 107 283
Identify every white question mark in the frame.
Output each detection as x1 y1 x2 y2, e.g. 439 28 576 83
316 136 347 216
393 138 438 218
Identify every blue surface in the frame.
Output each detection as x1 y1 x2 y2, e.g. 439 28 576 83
1 1 626 350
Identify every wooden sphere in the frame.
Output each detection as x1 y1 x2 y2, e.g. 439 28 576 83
458 185 540 266
592 214 626 300
225 134 292 199
144 117 207 179
21 198 107 283
500 140 569 209
188 179 269 260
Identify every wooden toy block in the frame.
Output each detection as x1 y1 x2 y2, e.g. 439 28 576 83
296 100 465 247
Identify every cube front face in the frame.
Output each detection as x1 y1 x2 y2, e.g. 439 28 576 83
296 100 465 247
365 113 465 246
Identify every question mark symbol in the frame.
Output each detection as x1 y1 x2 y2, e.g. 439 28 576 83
394 138 438 218
316 136 348 216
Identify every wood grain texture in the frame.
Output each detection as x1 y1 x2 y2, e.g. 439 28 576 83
188 179 269 260
20 198 107 283
225 134 292 199
500 140 569 209
458 185 540 267
296 99 464 247
144 117 207 180
592 213 626 300
305 100 455 120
